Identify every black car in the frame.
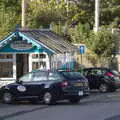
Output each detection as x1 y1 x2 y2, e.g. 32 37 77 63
0 70 89 105
83 67 120 92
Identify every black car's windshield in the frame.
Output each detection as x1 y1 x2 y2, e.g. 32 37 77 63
61 71 85 80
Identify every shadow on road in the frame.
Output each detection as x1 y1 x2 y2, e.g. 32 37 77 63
0 103 49 120
105 114 120 120
0 90 120 120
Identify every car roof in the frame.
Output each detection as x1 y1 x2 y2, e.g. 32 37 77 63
31 69 49 73
31 69 75 73
83 67 111 71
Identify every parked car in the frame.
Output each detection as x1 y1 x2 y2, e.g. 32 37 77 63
83 67 120 92
0 69 89 105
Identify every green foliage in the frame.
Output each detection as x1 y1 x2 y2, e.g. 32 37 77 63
68 23 90 43
0 0 120 67
26 0 95 29
87 28 118 66
68 23 118 66
0 0 21 39
0 0 120 35
26 0 67 28
101 0 120 27
90 29 114 56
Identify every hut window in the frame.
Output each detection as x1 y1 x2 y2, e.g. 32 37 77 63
32 62 46 70
39 54 46 58
0 62 13 78
32 54 39 59
0 54 13 59
31 53 48 70
32 53 46 59
0 54 14 79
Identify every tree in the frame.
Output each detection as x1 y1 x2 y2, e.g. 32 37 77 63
0 0 21 39
26 0 67 28
87 27 117 66
68 23 90 43
68 23 119 66
0 0 119 67
100 0 120 27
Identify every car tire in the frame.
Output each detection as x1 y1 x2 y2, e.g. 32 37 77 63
110 87 116 92
99 84 108 93
30 99 38 104
2 92 13 104
69 97 80 104
43 92 55 105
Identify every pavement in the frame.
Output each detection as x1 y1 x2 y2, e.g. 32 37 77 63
0 90 120 120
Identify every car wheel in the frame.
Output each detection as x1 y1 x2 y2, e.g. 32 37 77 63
69 97 80 104
2 92 13 104
110 87 116 92
43 92 55 105
99 84 108 93
30 99 38 104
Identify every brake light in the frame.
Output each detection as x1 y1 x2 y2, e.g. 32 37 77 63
61 81 69 87
105 72 113 77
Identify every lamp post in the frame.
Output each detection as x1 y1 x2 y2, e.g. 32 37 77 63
94 0 100 32
21 0 26 29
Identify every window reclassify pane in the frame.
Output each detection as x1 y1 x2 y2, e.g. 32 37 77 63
32 62 46 70
19 73 33 82
0 54 13 59
0 62 13 78
61 72 84 80
48 72 63 81
33 71 47 81
32 53 46 59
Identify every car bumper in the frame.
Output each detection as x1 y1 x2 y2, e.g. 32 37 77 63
114 81 120 88
62 89 90 98
0 89 2 99
109 81 120 89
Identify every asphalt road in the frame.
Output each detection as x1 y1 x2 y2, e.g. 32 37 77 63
1 91 120 120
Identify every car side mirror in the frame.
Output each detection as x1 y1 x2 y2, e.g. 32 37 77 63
16 80 23 84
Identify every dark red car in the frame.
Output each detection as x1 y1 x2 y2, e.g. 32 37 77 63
83 67 120 92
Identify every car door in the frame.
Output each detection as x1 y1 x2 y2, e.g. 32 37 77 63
15 72 34 98
31 71 48 97
92 69 104 88
47 71 64 98
17 71 48 98
84 69 98 89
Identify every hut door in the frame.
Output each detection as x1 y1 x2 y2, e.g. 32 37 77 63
16 54 28 79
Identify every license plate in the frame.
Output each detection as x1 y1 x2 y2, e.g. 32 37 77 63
84 82 88 86
74 83 83 86
78 91 83 96
115 81 120 86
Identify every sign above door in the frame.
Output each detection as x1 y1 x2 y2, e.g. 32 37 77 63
11 40 33 50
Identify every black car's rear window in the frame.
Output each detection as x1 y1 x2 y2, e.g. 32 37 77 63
111 70 119 76
61 71 85 80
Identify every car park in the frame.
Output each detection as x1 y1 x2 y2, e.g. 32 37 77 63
83 67 120 92
0 69 89 105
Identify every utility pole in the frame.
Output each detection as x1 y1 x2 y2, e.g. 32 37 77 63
21 0 26 29
94 0 100 32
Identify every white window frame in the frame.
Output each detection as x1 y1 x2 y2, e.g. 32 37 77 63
29 52 49 72
0 53 16 80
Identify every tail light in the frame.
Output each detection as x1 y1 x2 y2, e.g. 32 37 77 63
60 81 69 87
105 72 113 77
